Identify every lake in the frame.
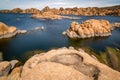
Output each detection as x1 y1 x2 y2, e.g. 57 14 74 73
0 13 120 61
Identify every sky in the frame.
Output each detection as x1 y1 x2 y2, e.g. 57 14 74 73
0 0 120 10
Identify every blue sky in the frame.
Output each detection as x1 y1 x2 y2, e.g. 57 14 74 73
0 0 120 10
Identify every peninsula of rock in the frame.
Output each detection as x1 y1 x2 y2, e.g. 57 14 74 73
31 11 63 20
0 22 27 39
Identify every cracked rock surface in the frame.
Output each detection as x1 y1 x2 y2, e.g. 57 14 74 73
21 47 120 80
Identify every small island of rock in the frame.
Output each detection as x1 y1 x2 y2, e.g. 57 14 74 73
63 19 116 39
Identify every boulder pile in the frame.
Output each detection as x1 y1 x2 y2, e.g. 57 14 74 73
64 19 113 38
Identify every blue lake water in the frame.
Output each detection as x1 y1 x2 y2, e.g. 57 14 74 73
0 13 120 61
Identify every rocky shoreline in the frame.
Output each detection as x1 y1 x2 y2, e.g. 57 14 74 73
31 12 63 20
63 19 120 39
0 5 119 20
0 47 120 80
0 31 17 39
0 22 27 39
0 4 120 80
31 12 82 20
0 5 120 16
0 30 27 39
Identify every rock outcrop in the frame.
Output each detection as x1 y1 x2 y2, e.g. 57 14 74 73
7 66 22 80
0 8 41 14
0 47 120 80
64 19 113 39
0 60 21 80
0 22 17 39
0 22 27 39
22 8 41 14
17 30 27 34
11 8 23 13
40 6 120 16
111 22 120 28
0 61 12 76
0 5 120 16
31 11 62 20
21 47 120 80
31 12 82 20
0 10 11 13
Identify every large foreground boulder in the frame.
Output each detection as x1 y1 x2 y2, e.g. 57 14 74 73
64 19 113 39
22 62 91 80
21 47 120 80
